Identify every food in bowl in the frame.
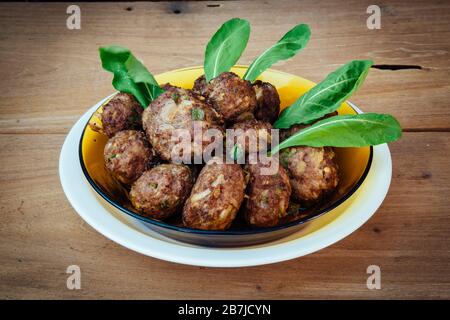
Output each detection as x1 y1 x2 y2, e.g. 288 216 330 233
84 18 401 236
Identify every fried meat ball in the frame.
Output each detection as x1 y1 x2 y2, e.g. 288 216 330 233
192 74 208 96
183 160 245 230
104 130 154 185
100 92 143 137
129 164 193 220
277 111 340 204
245 160 291 227
252 80 280 124
231 118 272 154
280 146 339 204
194 72 257 123
142 87 224 161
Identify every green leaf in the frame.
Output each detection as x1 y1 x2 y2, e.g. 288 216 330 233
274 60 373 129
270 113 402 154
204 18 251 82
243 24 311 82
99 45 164 108
191 108 205 121
229 144 244 161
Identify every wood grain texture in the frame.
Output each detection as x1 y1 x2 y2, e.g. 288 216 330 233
0 0 449 299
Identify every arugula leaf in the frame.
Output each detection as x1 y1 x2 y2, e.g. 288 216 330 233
191 108 205 121
270 113 402 154
204 18 250 82
243 24 311 82
274 60 373 128
99 45 164 108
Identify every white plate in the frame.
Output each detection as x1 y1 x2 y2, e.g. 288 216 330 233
59 99 392 267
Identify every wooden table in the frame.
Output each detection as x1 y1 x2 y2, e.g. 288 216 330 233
0 0 449 299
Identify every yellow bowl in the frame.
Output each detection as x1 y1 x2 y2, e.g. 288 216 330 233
79 66 372 247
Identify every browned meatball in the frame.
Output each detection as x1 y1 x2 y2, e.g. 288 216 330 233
200 72 257 123
231 119 272 154
192 74 208 96
104 130 154 185
142 87 224 161
129 164 193 220
161 82 179 91
183 160 245 230
253 80 280 124
244 160 291 227
280 146 339 204
100 92 143 137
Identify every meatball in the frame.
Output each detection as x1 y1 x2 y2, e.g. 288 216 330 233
280 146 339 204
231 118 272 154
245 160 291 227
199 72 257 123
252 80 280 124
100 92 143 137
183 160 245 230
130 164 193 220
142 87 224 161
104 130 154 185
192 74 208 96
161 82 179 91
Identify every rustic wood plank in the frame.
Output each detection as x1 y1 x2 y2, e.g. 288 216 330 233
0 0 449 133
0 132 448 299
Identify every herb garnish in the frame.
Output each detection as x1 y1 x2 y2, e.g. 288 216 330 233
99 45 164 108
243 24 311 82
270 113 402 154
191 108 205 121
204 18 250 82
275 60 373 128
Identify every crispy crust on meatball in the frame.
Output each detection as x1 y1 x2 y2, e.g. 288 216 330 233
130 164 193 220
245 160 291 227
280 146 339 204
182 161 245 230
101 92 143 137
253 80 281 124
231 119 273 154
192 75 208 96
202 72 257 122
104 130 154 185
142 87 224 161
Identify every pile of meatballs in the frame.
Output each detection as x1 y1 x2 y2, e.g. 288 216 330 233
98 72 339 230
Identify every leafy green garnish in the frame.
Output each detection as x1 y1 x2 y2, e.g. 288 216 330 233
171 92 180 102
191 108 205 121
274 60 373 129
99 45 164 108
108 153 118 160
270 113 402 154
229 144 244 161
204 18 250 82
243 24 311 82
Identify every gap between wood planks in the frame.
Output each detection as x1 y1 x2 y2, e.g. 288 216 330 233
372 64 423 71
